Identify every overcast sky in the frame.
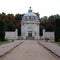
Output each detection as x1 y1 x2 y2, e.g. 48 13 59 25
0 0 60 17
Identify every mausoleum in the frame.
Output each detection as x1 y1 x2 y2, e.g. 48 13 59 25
21 7 40 39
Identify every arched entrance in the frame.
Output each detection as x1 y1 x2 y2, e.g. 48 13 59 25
26 31 34 40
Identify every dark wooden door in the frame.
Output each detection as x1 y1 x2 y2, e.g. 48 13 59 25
28 32 32 37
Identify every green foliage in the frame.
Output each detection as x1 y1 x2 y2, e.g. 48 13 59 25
0 40 10 45
6 22 16 31
40 28 43 36
40 14 60 42
18 26 21 36
54 42 60 44
55 18 60 42
45 25 54 31
40 15 58 31
39 25 45 36
35 12 40 19
0 19 6 41
15 14 23 21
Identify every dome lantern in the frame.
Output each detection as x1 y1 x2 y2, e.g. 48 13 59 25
28 7 32 12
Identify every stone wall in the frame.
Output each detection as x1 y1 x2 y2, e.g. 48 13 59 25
41 29 55 40
5 29 18 40
5 29 54 40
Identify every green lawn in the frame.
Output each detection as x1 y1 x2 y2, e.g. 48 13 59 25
54 42 60 44
52 42 60 44
0 40 10 45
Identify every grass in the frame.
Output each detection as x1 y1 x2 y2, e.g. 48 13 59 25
52 42 60 44
54 42 60 44
0 40 10 45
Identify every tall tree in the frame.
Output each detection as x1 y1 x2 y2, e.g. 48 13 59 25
55 17 60 42
15 14 23 27
6 14 15 23
0 19 6 41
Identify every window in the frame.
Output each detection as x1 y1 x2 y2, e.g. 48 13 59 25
27 16 29 19
29 16 31 19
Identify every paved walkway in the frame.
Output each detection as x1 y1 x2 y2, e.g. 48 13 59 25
0 40 59 60
0 40 23 57
38 40 60 57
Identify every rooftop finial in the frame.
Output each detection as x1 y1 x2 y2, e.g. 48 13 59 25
28 7 32 12
29 7 31 9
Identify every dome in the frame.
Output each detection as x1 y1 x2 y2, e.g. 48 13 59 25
24 12 37 17
24 7 37 17
22 7 38 20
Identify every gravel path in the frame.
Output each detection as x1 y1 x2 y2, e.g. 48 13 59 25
0 40 59 60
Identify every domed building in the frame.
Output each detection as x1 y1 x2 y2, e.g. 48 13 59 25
21 7 40 39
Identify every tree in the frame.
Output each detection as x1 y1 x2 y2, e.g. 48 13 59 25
55 17 60 42
6 22 16 31
39 25 44 36
15 14 23 28
40 16 48 25
45 25 54 31
6 14 15 23
40 15 56 31
15 14 23 21
35 12 40 19
0 19 6 41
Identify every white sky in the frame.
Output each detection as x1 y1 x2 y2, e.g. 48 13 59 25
0 0 60 17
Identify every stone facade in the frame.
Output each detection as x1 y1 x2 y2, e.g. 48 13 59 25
21 7 40 39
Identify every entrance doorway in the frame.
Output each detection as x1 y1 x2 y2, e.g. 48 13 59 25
28 32 32 37
26 31 34 39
